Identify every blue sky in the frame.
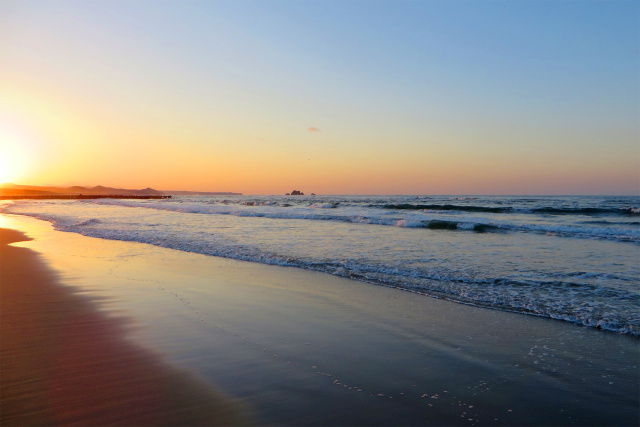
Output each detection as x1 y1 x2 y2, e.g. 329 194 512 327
1 0 638 194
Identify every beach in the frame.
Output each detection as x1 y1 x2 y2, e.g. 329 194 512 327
0 222 250 426
1 213 638 426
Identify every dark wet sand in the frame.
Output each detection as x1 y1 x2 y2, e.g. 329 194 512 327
0 228 250 426
1 214 638 426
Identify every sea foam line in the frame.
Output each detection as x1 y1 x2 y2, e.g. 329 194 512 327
78 199 640 243
4 204 639 336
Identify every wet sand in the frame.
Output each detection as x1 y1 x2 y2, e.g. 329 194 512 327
0 227 250 426
1 214 638 426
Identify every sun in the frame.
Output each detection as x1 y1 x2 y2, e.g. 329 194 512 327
0 127 33 184
0 154 18 183
0 146 28 183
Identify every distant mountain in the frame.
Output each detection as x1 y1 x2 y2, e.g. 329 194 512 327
164 190 243 196
82 186 163 196
0 184 165 196
0 184 242 197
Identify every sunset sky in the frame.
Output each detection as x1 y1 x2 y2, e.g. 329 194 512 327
1 0 638 195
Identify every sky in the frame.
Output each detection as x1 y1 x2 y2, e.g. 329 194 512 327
0 0 638 195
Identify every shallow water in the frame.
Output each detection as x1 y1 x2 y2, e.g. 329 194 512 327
3 195 639 334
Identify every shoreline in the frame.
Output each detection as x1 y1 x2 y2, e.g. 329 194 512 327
0 226 250 426
1 213 638 426
5 194 636 336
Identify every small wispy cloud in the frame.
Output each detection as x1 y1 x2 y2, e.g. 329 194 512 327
308 127 321 132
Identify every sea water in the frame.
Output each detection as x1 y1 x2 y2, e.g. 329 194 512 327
3 195 639 335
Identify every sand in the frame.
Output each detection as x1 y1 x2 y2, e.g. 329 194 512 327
0 227 250 426
1 213 638 426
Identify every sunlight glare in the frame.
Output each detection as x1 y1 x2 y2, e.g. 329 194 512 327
0 126 33 184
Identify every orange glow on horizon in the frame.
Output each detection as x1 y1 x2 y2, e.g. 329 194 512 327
1 71 637 196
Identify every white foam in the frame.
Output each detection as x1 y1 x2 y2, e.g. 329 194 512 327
79 198 640 242
75 218 102 226
5 196 639 335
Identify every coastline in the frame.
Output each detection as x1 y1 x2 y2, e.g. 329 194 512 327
0 225 250 426
0 195 171 200
1 213 638 426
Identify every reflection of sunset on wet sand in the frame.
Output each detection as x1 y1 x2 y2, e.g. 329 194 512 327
0 227 250 426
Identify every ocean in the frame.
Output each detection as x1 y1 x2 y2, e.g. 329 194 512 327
3 194 639 336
